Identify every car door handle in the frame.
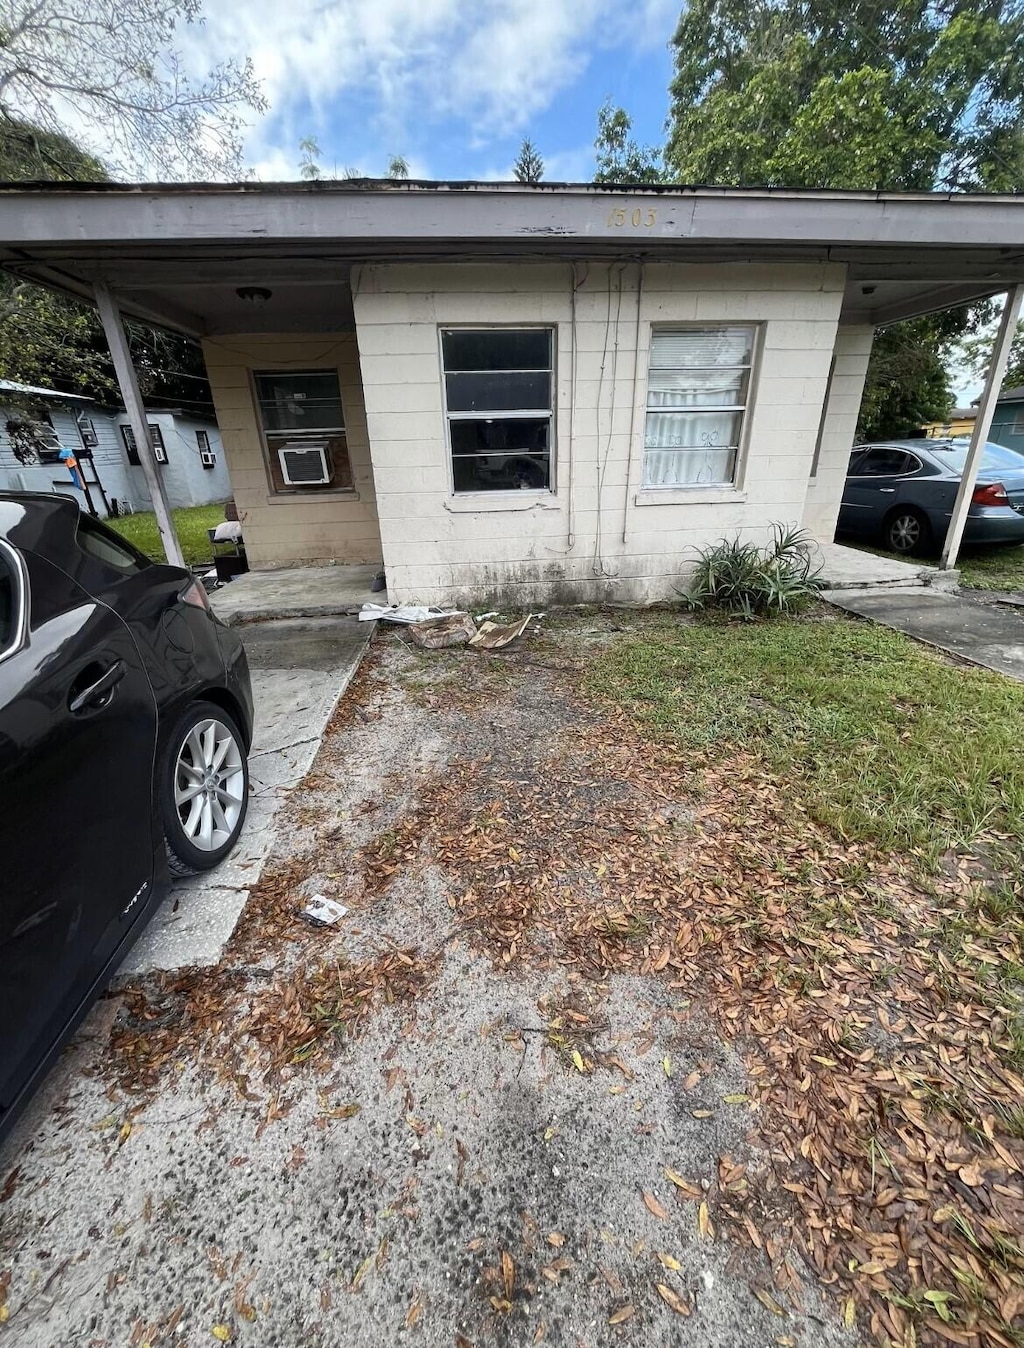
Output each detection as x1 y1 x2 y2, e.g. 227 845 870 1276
69 659 127 714
879 488 896 493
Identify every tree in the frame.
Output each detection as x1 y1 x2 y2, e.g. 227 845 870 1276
593 101 661 183
0 0 264 180
298 137 322 181
664 1 1024 436
666 1 1024 192
956 319 1024 394
387 154 410 180
513 139 544 184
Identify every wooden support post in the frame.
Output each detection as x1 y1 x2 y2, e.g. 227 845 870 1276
941 284 1024 571
94 282 185 568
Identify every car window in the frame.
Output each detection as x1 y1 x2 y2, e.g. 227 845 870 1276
0 541 26 661
75 516 152 575
931 442 1024 473
851 448 917 476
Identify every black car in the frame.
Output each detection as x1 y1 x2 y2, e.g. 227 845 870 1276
0 493 253 1140
837 439 1024 556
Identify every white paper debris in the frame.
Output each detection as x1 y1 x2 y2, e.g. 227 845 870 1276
358 603 459 624
301 894 349 927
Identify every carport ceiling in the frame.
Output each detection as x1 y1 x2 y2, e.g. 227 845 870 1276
1 180 1023 336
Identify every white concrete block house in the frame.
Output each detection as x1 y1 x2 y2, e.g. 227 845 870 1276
2 182 1023 605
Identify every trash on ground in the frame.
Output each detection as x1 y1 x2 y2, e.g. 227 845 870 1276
468 614 533 650
408 612 479 649
474 611 499 621
358 603 458 624
301 895 349 927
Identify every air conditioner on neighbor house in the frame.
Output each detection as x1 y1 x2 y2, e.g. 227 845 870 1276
278 444 332 486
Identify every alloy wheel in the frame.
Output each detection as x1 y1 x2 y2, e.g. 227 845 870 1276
173 717 245 852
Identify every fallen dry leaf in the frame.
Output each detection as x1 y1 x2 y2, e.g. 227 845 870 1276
753 1288 786 1317
663 1168 701 1198
656 1284 692 1315
501 1250 515 1300
608 1304 635 1325
211 1327 232 1343
546 1233 565 1247
405 1293 425 1328
656 1251 683 1272
642 1191 669 1221
697 1202 714 1241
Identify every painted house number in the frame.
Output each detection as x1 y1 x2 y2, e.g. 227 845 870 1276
606 206 658 228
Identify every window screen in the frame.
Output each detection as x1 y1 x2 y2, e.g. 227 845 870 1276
441 328 554 493
643 326 756 488
120 424 166 466
253 371 352 493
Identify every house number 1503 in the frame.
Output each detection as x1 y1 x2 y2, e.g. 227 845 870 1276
606 206 657 228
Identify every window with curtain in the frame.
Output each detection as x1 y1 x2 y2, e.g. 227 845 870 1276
253 370 351 493
643 325 756 488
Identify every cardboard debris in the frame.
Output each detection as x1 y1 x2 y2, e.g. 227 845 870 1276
408 612 478 649
468 614 533 650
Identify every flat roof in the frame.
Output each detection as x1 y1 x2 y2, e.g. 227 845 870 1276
1 180 1023 336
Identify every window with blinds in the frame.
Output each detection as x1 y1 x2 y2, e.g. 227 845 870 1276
643 325 757 488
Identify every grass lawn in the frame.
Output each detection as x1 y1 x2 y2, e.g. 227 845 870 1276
586 611 1024 863
958 543 1024 591
107 502 226 566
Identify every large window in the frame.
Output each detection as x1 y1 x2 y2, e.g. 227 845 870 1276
253 370 351 493
441 328 553 493
643 326 757 488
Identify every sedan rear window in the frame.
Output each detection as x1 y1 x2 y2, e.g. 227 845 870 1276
931 442 1024 473
75 516 151 575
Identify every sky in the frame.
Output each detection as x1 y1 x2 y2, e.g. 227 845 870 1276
190 0 679 183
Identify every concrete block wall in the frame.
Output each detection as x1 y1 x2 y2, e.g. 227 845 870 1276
352 260 847 606
200 333 382 569
801 324 874 543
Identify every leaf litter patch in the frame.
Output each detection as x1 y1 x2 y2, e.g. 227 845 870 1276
90 622 1024 1347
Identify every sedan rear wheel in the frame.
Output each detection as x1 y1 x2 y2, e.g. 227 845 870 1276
161 700 249 875
885 507 931 557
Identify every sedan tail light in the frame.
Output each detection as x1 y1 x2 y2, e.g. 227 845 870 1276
179 578 212 612
972 481 1010 506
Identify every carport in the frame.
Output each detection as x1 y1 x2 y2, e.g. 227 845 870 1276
1 181 1024 589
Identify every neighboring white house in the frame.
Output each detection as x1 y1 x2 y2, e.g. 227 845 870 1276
0 380 230 517
2 182 1024 604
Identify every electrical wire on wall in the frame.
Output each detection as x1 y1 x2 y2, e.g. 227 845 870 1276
592 260 626 578
565 259 588 554
622 258 645 546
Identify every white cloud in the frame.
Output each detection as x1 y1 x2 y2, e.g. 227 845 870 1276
179 0 656 176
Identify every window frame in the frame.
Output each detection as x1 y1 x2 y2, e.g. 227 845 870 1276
849 447 922 478
0 538 29 664
251 367 352 495
438 325 556 497
120 423 167 466
196 428 216 469
641 322 762 493
1012 405 1024 434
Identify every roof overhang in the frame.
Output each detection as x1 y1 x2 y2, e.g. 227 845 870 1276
1 180 1023 337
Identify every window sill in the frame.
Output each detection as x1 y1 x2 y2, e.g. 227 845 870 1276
265 488 361 504
444 491 561 514
634 487 747 507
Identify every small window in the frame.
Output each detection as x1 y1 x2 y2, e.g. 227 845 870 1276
441 328 554 493
253 370 351 493
77 416 98 450
75 515 151 574
643 326 756 488
851 447 918 477
1013 406 1024 434
196 429 215 469
0 540 27 661
120 424 167 467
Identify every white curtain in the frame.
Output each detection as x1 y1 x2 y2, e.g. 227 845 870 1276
643 447 736 487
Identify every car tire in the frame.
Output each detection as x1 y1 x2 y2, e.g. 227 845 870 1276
160 699 250 876
883 506 931 557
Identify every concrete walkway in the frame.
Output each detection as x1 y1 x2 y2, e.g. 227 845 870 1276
210 563 381 624
120 616 374 975
824 585 1024 681
817 541 956 591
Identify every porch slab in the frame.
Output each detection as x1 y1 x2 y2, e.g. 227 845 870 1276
823 585 1024 681
817 542 957 591
210 563 381 625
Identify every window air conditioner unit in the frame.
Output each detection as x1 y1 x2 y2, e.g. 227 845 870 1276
278 444 332 486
